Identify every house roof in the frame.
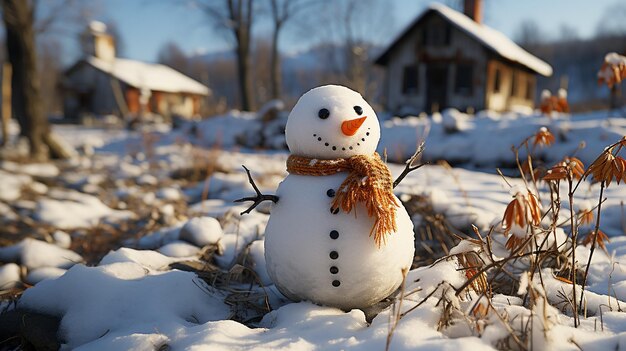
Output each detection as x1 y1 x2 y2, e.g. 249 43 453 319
374 3 553 77
86 56 210 95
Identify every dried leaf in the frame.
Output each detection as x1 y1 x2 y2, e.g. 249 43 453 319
533 127 555 147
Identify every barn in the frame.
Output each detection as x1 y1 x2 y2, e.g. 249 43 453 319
374 0 553 114
63 22 210 122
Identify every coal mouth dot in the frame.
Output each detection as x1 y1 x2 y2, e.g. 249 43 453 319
314 131 370 151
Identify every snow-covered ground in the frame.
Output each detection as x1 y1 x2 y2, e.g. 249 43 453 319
2 108 626 350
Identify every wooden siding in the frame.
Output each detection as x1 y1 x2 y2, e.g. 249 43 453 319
485 59 535 112
125 88 140 114
383 12 488 114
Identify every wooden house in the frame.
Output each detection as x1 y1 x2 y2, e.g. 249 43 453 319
374 0 553 114
63 22 210 122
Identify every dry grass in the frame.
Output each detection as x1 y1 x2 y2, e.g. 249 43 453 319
386 128 626 349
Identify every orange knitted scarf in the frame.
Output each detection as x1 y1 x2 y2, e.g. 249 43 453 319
286 152 398 247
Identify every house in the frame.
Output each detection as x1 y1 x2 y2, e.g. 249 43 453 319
63 22 210 122
374 0 553 114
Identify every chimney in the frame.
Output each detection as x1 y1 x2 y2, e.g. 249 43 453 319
463 0 482 24
81 21 116 61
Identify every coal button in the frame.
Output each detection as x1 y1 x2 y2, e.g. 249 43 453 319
326 189 335 197
329 251 338 259
330 266 339 274
330 230 339 239
332 280 341 287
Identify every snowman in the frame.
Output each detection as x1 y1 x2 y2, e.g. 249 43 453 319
237 85 417 310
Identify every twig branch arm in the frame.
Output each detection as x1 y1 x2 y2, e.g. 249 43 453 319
393 141 426 189
234 165 279 215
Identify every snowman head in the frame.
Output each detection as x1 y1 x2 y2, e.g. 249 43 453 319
285 85 381 159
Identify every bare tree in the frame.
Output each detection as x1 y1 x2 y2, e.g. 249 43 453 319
158 41 190 74
196 0 256 111
514 19 546 49
559 24 580 42
266 0 316 99
595 1 626 37
3 0 49 159
318 0 392 97
38 38 63 115
2 0 73 159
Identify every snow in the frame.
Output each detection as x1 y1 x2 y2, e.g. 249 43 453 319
87 56 210 95
18 263 230 349
88 20 107 33
179 216 224 247
136 173 158 186
5 101 626 349
0 263 21 289
99 248 175 270
248 239 272 286
1 160 60 177
52 230 72 249
256 99 285 119
28 181 48 195
158 241 201 258
157 186 183 201
605 52 626 66
379 109 626 170
25 267 67 285
173 299 492 351
0 170 31 201
0 238 83 270
36 189 134 229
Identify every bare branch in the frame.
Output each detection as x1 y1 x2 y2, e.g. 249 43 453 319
393 141 426 188
234 165 279 215
34 0 77 34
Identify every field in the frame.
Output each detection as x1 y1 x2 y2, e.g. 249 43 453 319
2 108 626 350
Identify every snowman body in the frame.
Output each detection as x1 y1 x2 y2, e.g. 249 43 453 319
263 85 415 310
265 173 414 310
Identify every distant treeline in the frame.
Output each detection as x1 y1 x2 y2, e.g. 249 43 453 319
527 33 626 112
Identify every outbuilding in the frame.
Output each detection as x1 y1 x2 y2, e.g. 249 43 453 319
374 1 553 114
63 22 210 122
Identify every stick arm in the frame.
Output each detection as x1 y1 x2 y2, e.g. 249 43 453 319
393 141 427 189
234 165 279 215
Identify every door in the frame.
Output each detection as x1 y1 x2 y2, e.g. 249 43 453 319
426 64 448 113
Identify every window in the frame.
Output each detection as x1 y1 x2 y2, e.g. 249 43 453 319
455 63 473 95
402 65 419 95
526 77 535 100
493 68 501 93
511 72 518 97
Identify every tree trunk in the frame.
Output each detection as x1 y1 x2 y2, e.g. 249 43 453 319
1 63 11 146
269 22 282 100
231 0 255 112
236 36 254 111
2 0 71 159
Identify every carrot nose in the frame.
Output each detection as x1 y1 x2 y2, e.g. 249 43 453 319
341 116 367 136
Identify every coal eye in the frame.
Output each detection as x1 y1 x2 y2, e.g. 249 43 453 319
318 108 330 119
354 106 363 115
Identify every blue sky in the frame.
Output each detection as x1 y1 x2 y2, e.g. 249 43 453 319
65 0 619 63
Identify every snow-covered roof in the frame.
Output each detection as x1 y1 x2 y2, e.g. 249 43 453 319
86 56 210 95
375 3 553 77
